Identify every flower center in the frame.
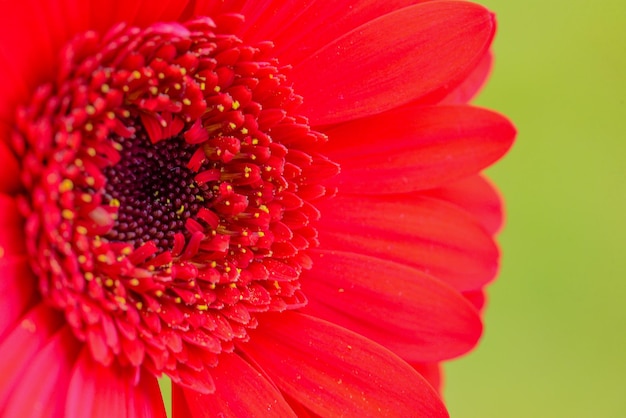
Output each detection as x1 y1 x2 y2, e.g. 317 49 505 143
12 17 338 393
102 126 210 251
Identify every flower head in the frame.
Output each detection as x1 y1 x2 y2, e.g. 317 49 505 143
0 1 514 417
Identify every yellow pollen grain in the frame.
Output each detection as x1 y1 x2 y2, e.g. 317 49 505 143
112 142 123 151
115 296 127 305
180 68 187 75
135 302 143 310
86 177 95 186
197 304 208 311
104 278 114 287
200 82 206 90
97 254 108 263
209 283 216 290
232 100 240 110
109 198 121 207
0 247 4 258
129 279 140 286
122 247 132 255
59 179 74 192
76 226 88 235
155 290 164 297
74 158 83 167
258 231 265 238
81 194 92 203
253 213 260 219
229 283 237 289
175 297 182 304
182 98 192 106
149 86 159 95
85 105 96 115
122 110 131 118
273 281 280 289
101 84 110 93
61 209 75 220
122 85 130 92
107 111 115 120
174 83 182 90
224 201 231 206
188 281 195 287
228 122 236 130
195 195 204 202
259 205 269 213
214 86 221 92
158 73 165 79
210 261 217 268
85 122 93 132
78 255 87 264
85 272 94 281
132 70 142 79
87 147 97 157
241 127 249 135
217 104 225 112
160 119 168 128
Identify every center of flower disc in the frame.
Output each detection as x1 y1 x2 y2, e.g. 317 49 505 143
102 127 210 251
12 16 338 393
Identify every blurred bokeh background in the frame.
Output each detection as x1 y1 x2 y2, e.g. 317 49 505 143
444 0 626 417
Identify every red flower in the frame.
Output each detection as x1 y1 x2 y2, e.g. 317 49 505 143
0 1 514 417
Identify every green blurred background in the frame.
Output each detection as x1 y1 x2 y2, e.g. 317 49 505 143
445 0 626 417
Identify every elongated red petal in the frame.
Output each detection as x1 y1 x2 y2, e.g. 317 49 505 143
302 250 483 362
413 362 443 394
324 105 515 194
293 1 494 124
2 327 80 418
173 353 296 418
65 348 166 418
0 305 65 411
440 51 493 105
234 0 429 64
0 256 36 338
242 312 449 418
422 175 504 235
0 142 21 194
317 194 499 291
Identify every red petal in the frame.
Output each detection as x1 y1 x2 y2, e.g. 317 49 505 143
0 142 21 194
0 304 66 411
324 105 515 194
422 175 504 235
463 289 487 313
413 362 443 394
302 250 483 362
293 1 495 125
440 51 493 105
65 348 166 418
242 312 449 417
235 0 428 64
0 256 36 339
0 195 26 258
2 327 80 417
173 354 296 418
317 194 499 292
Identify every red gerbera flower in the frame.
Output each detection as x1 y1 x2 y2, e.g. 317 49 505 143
0 1 515 417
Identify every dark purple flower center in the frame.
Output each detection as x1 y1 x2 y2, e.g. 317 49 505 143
102 126 211 251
